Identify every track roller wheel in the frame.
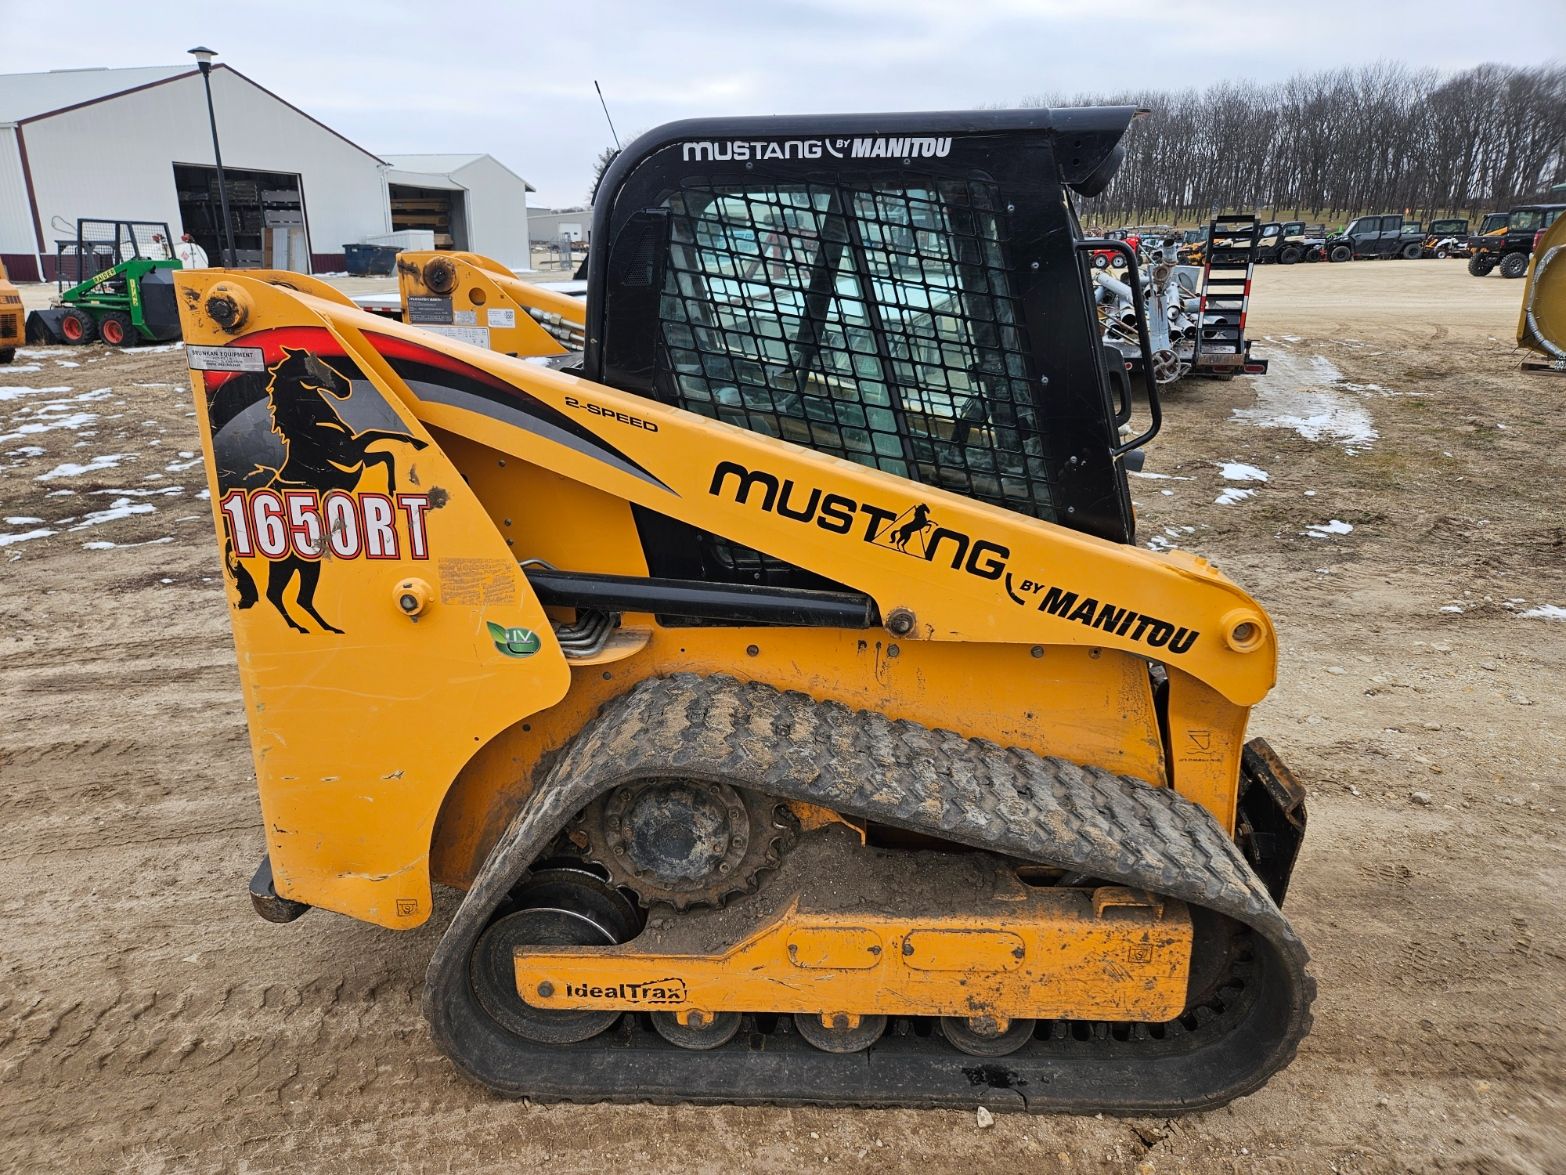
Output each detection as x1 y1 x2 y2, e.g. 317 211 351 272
940 1015 1036 1057
651 1010 743 1050
792 1012 886 1053
469 866 640 1045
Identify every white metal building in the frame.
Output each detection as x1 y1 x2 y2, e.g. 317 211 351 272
528 207 594 245
0 65 535 280
381 155 535 269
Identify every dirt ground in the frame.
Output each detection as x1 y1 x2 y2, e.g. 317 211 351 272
1 259 1562 1173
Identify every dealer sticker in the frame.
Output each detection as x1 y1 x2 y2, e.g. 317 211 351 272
487 307 516 328
186 345 265 373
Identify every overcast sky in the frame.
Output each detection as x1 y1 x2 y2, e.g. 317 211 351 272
3 0 1561 208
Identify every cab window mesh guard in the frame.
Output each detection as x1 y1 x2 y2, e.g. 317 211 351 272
655 179 1055 521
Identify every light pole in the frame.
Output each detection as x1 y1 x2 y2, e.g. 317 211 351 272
188 46 237 268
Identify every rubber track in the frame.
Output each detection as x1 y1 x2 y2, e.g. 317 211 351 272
423 674 1315 1113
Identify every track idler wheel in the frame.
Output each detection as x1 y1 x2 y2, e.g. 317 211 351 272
469 867 640 1045
792 1012 887 1053
651 1010 743 1051
940 1016 1036 1057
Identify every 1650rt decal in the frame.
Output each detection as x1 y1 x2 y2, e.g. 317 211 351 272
208 345 429 634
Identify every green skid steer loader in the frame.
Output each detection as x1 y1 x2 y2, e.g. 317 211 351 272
26 219 183 347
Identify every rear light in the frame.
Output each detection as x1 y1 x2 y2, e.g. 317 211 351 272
1243 362 1268 374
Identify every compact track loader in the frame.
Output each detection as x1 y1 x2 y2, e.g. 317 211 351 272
175 107 1313 1114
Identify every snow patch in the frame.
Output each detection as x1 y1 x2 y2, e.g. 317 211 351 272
82 536 174 550
1519 604 1566 622
0 412 98 443
0 384 74 403
91 486 181 497
1309 355 1344 381
69 497 156 530
37 453 132 480
1128 470 1193 481
1304 520 1354 538
1233 353 1380 450
0 527 55 547
4 515 43 524
1215 487 1256 506
4 364 41 373
1218 462 1268 482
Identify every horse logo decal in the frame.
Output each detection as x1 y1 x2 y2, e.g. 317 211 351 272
889 503 933 552
220 347 429 634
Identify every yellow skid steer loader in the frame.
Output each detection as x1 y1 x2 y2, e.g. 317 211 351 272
395 250 586 354
175 106 1313 1113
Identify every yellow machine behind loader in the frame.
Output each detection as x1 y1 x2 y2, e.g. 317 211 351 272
175 106 1313 1113
0 258 23 363
1519 215 1566 371
396 250 586 354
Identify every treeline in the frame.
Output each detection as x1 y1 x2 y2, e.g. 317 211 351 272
1024 63 1566 225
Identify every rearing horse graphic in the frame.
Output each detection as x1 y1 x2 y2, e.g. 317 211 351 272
227 347 427 633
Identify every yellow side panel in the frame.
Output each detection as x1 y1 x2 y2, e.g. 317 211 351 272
426 431 651 578
518 889 1194 1023
176 279 573 929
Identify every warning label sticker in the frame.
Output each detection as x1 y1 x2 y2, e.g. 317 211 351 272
419 324 490 349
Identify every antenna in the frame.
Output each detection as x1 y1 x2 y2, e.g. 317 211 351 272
594 79 621 150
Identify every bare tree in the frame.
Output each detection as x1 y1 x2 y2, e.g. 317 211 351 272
1023 63 1566 225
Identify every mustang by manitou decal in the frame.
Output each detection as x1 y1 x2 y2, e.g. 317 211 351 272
680 136 953 163
709 459 1201 654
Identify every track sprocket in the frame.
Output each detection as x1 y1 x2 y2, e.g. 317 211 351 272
573 779 795 910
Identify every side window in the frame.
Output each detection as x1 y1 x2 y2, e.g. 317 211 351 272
657 180 1052 519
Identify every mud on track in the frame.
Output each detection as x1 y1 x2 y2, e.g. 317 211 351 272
1 260 1562 1172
